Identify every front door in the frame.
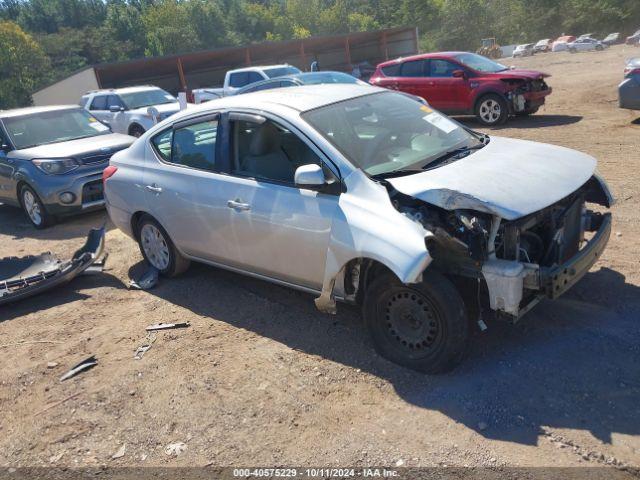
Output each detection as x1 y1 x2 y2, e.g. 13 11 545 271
217 114 338 289
0 126 15 203
427 59 471 112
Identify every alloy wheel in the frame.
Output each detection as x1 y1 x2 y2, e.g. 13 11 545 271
22 189 42 226
479 99 502 124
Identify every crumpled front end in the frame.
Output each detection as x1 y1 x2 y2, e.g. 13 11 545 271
388 173 613 320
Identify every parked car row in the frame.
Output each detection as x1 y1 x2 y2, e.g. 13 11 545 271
514 30 636 56
0 47 618 372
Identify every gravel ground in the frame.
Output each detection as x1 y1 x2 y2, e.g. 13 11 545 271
0 44 639 476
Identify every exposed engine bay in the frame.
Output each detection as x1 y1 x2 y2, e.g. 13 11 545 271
389 175 612 320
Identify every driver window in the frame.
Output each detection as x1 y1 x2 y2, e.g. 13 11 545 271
231 118 323 184
429 60 459 78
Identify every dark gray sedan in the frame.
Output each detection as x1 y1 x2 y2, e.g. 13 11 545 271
619 58 640 111
0 106 134 228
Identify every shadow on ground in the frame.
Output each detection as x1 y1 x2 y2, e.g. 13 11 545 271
0 204 112 242
136 261 640 447
458 114 583 130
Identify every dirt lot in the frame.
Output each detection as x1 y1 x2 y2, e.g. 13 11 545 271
1 45 639 475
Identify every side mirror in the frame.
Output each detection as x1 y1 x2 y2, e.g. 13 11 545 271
109 105 124 113
452 69 466 79
0 144 8 156
295 164 326 187
147 106 160 124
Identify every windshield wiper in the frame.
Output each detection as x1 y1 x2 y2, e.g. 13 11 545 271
372 168 423 179
424 142 486 170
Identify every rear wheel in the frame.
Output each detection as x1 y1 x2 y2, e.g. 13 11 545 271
136 215 190 277
475 93 508 126
20 185 54 229
569 47 577 54
363 270 469 374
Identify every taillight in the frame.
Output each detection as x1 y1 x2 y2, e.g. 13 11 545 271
102 165 118 185
624 67 640 78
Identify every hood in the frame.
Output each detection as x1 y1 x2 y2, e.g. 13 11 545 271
386 136 596 221
14 133 134 160
491 69 550 80
130 102 181 114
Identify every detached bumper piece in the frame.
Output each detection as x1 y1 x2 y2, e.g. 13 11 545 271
0 227 105 306
541 212 612 299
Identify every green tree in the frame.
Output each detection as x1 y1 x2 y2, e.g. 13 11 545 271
0 20 49 108
142 0 199 56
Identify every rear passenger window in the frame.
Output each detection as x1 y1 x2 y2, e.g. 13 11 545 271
170 120 218 171
381 64 401 76
106 95 125 110
247 72 264 83
151 129 173 161
400 60 426 77
90 95 107 110
229 72 249 88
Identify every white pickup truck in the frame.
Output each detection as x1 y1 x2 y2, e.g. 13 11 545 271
192 64 301 103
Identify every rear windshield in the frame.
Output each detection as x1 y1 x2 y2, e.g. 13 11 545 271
3 109 111 150
263 66 302 78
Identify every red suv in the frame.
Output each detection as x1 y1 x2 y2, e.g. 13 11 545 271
370 52 552 125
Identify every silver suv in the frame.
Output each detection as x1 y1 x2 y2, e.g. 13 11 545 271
81 86 182 137
0 106 134 228
104 85 612 373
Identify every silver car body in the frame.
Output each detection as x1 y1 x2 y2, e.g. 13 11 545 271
105 85 612 317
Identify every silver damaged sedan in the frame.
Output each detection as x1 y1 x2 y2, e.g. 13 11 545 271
104 85 613 373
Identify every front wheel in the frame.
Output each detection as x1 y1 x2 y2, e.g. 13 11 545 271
569 48 577 54
20 185 54 229
364 270 469 374
136 215 190 277
475 93 508 126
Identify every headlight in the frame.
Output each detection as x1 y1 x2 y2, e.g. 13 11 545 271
32 158 80 175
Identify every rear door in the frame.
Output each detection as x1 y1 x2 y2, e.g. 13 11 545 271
142 114 238 262
427 59 470 112
397 59 434 102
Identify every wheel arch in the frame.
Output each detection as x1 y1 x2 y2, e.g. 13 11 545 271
128 122 146 136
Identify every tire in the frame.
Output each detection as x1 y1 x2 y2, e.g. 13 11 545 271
129 124 145 138
136 215 190 277
595 45 603 51
475 93 509 126
569 48 577 54
19 184 54 229
363 270 469 374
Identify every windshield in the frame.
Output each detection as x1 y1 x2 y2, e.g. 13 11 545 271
120 89 177 109
263 66 302 78
3 108 111 150
303 92 480 176
453 53 508 73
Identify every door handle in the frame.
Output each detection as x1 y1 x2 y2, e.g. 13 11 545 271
227 199 251 211
145 184 163 194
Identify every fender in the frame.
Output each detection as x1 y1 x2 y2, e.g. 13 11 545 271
315 169 433 313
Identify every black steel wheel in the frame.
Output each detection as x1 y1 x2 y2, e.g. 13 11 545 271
364 270 469 374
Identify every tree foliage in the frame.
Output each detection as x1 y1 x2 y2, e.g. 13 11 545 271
0 20 49 109
0 0 638 108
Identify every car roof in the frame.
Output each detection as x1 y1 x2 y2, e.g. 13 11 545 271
0 105 80 119
228 64 296 74
627 58 640 67
377 51 468 67
188 84 386 114
88 86 164 95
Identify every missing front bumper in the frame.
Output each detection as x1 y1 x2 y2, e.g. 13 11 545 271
483 212 612 318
